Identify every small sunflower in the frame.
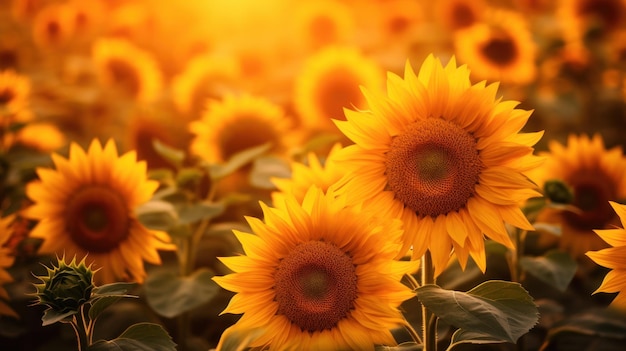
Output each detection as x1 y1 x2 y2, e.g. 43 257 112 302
0 69 32 122
124 110 181 170
294 47 384 134
272 143 345 206
435 0 486 32
587 201 626 310
189 94 294 164
91 37 163 103
371 0 424 44
213 186 418 350
0 214 17 318
334 55 543 276
558 0 626 42
23 139 174 284
291 0 356 51
171 54 239 116
531 134 626 258
31 3 74 49
454 9 537 85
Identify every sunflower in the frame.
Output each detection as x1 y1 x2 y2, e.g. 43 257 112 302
31 3 74 49
0 214 17 318
454 9 537 85
171 54 239 116
213 186 418 350
530 134 626 258
334 55 543 276
435 0 486 32
587 201 626 310
0 69 32 122
91 37 163 103
290 0 356 52
557 0 626 42
189 94 295 164
271 143 345 206
7 122 66 152
23 139 174 284
371 0 424 44
124 109 182 170
293 47 384 134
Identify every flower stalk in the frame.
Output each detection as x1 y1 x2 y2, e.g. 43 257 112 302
421 251 437 351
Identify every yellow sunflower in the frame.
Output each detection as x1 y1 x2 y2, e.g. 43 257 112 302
124 109 182 170
23 139 174 284
271 143 345 206
91 37 163 103
31 3 74 49
290 0 356 52
435 0 486 32
530 134 626 258
587 201 626 310
557 0 626 42
0 214 17 318
454 9 537 85
334 55 543 276
171 54 239 117
189 94 295 164
0 69 32 123
294 46 384 134
213 186 418 350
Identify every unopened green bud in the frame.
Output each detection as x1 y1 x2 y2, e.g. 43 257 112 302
543 179 574 205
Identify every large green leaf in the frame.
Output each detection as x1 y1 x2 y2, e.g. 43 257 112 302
87 322 176 351
417 281 538 344
520 250 577 292
152 139 185 168
177 202 225 225
89 282 138 321
144 268 220 318
135 200 178 231
209 143 272 180
446 329 509 350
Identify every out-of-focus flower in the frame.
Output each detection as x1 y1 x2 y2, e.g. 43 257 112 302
23 139 174 284
64 0 105 44
213 186 418 350
435 0 486 32
31 3 75 50
11 0 47 22
369 0 424 46
6 122 66 152
455 9 537 85
294 47 384 134
557 0 626 42
0 214 17 318
530 134 626 258
32 256 94 325
124 109 182 170
272 143 345 206
0 69 31 122
290 0 355 52
91 38 163 103
189 94 295 164
334 55 543 275
587 201 626 310
171 54 239 117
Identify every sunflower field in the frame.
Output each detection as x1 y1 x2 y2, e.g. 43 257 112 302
2 0 626 350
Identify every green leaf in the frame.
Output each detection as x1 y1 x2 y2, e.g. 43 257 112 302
209 143 272 180
417 281 538 344
446 329 508 350
41 308 76 326
135 200 178 231
177 202 225 225
145 268 220 318
533 222 562 237
89 296 122 321
520 250 577 292
87 322 176 351
92 282 137 296
249 155 291 189
89 282 138 320
545 309 626 341
152 139 185 168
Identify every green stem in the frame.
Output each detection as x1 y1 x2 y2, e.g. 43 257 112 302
421 251 437 351
71 315 89 351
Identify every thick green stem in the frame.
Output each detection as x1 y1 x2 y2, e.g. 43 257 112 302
71 315 89 351
421 251 437 351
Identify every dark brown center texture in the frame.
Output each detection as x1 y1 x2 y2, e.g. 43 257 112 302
66 185 130 253
452 3 476 29
106 58 141 98
274 240 358 332
0 88 15 105
316 67 364 120
218 116 278 160
481 36 518 66
562 171 617 230
386 118 482 217
578 0 623 33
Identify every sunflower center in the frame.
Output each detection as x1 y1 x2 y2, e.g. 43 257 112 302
578 0 623 33
316 68 365 120
389 16 411 34
386 118 482 217
274 240 357 332
452 3 476 29
106 58 141 97
0 88 15 105
481 36 517 66
310 15 337 47
218 116 278 160
562 172 616 230
66 185 130 253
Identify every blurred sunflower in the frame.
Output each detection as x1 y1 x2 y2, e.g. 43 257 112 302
530 134 626 258
291 0 355 52
6 122 66 152
23 139 174 284
454 9 537 85
91 37 163 103
64 0 105 43
294 47 384 134
31 3 74 49
171 54 239 117
334 55 543 275
558 0 626 42
587 201 626 309
189 94 294 164
435 0 486 32
272 143 345 206
0 69 31 121
0 214 17 318
372 0 424 44
124 109 182 170
213 186 418 350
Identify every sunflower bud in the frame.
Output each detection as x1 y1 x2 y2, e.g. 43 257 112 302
543 179 574 205
33 256 94 325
